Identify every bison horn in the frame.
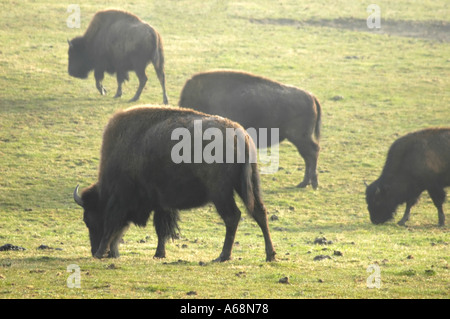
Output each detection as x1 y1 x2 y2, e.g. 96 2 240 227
73 185 84 206
67 39 73 48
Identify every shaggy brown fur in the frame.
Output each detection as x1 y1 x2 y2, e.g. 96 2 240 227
179 70 321 189
68 9 168 103
74 105 276 262
366 128 450 226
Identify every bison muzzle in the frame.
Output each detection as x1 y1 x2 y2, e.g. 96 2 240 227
74 105 276 262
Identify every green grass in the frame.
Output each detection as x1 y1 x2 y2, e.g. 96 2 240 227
0 0 449 299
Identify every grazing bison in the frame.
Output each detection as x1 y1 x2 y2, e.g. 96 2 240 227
366 128 450 226
73 105 276 262
67 9 168 103
179 70 321 189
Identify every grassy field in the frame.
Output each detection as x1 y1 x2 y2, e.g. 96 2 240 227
0 0 449 299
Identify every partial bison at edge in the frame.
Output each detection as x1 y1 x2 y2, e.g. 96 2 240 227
74 105 276 262
67 9 168 103
366 128 450 226
179 70 321 189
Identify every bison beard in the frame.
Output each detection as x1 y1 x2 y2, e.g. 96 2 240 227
179 70 321 189
366 128 450 226
74 105 276 262
67 9 168 104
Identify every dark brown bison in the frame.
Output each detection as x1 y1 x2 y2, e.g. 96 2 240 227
366 128 450 226
179 70 321 189
73 105 276 262
67 9 168 103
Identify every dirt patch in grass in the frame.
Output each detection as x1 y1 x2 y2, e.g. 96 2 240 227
249 17 450 42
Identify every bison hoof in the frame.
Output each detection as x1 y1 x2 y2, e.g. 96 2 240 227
266 251 276 262
107 251 120 258
94 252 104 259
213 255 231 263
296 181 309 188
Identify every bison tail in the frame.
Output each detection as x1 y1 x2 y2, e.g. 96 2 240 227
240 161 256 214
153 34 165 73
313 96 322 141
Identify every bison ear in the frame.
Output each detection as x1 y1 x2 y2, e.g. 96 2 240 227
77 183 100 211
67 39 73 48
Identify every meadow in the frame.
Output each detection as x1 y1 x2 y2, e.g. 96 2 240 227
0 0 448 299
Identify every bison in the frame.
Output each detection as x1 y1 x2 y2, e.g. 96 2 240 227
179 70 321 189
73 105 276 262
366 128 450 226
67 9 168 103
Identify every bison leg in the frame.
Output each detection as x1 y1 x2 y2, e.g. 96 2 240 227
397 198 417 226
108 225 129 258
94 224 129 259
249 199 276 262
94 69 107 95
428 188 446 226
283 119 320 189
94 236 110 258
129 68 147 102
153 208 180 259
94 236 112 259
114 84 122 99
212 198 241 262
292 139 319 189
114 71 128 99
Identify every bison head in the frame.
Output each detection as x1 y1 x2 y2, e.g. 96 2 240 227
74 184 103 256
67 37 91 79
365 179 397 224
